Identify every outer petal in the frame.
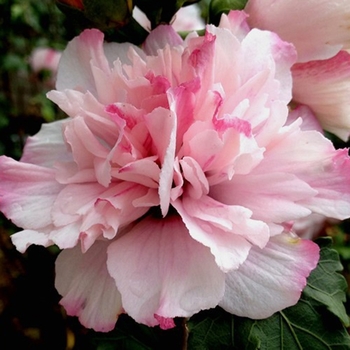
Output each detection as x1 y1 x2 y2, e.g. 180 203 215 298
245 0 350 62
107 216 225 327
220 233 319 318
292 50 350 141
11 229 54 253
55 240 122 332
0 156 62 230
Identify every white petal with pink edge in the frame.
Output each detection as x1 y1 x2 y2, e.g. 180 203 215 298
220 232 319 318
55 240 122 332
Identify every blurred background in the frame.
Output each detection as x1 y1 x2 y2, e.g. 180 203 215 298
0 1 92 348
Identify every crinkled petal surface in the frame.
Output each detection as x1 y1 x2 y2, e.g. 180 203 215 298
220 233 319 318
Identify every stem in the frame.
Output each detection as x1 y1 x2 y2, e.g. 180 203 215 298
181 318 189 350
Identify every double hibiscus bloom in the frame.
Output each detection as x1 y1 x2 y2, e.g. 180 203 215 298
1 10 350 331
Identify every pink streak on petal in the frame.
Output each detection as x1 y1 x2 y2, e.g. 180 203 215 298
154 314 176 330
213 115 252 137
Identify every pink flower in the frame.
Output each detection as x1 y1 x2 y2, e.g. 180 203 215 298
245 0 350 63
1 11 350 331
29 47 61 74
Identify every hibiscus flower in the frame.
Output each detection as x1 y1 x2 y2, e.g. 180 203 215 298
1 11 349 331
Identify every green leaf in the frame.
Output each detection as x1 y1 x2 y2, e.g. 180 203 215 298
303 238 349 326
188 304 350 350
86 314 185 350
83 0 133 28
188 238 350 349
188 307 263 350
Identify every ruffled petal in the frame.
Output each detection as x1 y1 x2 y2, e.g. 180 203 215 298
173 195 270 272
